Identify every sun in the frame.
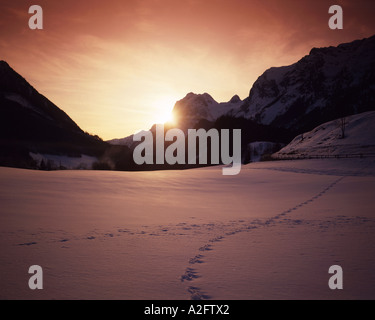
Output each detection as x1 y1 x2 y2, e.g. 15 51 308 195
152 95 177 125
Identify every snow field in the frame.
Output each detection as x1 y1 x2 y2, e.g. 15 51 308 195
0 158 374 299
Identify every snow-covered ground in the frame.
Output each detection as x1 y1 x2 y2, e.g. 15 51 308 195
1 158 374 299
274 111 375 159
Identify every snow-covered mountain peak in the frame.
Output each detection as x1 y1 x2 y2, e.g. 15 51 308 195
230 35 375 132
172 92 218 127
110 35 375 152
171 92 246 128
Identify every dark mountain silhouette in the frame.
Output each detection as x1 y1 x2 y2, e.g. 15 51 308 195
0 61 108 169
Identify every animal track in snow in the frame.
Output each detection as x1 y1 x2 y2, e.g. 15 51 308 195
180 175 347 300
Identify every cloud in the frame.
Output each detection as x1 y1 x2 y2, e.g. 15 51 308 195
1 0 374 139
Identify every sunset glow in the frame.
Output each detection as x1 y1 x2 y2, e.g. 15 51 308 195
1 0 375 140
151 95 178 125
1 0 375 304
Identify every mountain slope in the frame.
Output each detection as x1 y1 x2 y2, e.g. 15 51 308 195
111 35 375 152
273 111 375 159
164 35 375 133
232 35 375 132
4 35 375 170
171 92 244 130
0 61 107 168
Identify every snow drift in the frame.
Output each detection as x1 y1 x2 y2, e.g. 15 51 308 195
274 111 375 159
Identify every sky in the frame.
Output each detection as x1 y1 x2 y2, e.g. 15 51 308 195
1 0 375 140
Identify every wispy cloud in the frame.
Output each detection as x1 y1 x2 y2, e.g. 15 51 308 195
1 0 374 139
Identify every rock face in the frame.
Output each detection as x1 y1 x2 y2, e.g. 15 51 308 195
231 35 375 132
171 92 244 130
167 35 375 135
111 35 375 148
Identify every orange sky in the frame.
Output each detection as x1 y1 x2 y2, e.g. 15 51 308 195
1 0 375 140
